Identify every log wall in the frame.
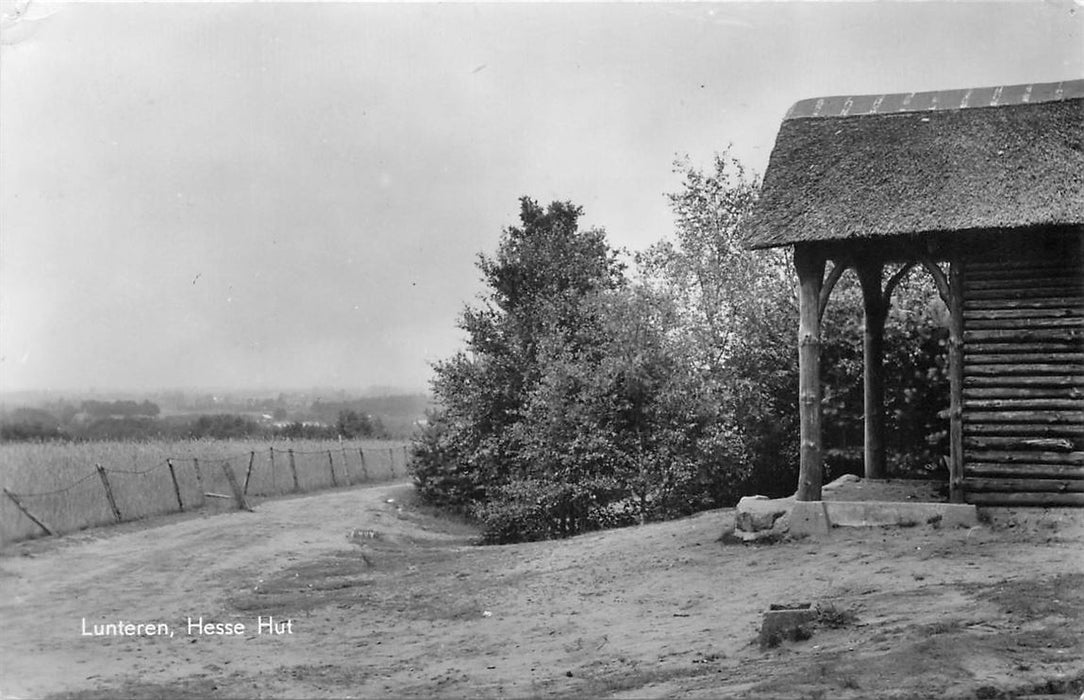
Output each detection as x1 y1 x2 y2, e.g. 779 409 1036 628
961 240 1084 506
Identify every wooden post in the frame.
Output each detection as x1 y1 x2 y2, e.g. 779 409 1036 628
795 246 826 502
166 459 184 512
358 448 370 481
192 458 206 506
220 461 252 511
948 259 965 503
327 450 338 487
341 444 352 485
3 488 54 535
403 445 410 475
95 464 122 523
388 447 395 478
242 451 255 495
269 447 276 492
288 449 300 492
856 260 888 480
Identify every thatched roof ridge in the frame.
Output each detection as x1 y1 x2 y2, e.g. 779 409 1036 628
743 79 1084 250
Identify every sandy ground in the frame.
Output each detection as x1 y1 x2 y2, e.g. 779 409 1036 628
0 481 1082 699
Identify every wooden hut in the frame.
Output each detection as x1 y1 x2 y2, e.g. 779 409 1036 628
742 79 1084 506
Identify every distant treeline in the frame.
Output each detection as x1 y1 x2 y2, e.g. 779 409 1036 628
82 399 161 418
0 395 432 442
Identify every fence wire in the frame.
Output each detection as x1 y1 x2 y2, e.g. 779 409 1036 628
0 442 412 545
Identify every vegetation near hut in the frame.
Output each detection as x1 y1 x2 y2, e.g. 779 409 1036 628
412 154 951 543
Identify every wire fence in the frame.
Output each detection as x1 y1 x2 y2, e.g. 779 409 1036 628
0 440 412 545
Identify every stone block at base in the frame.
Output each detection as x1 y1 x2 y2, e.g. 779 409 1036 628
735 495 794 532
789 500 831 536
825 501 977 529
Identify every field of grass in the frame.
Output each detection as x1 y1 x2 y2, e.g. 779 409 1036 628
0 438 411 545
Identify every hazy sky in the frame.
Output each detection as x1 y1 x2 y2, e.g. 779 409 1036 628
1 1 1081 394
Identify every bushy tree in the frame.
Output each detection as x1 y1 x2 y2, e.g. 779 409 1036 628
414 198 624 511
336 409 383 439
189 414 259 440
640 153 800 497
0 408 64 441
413 197 755 542
819 270 948 480
642 152 948 495
415 157 950 543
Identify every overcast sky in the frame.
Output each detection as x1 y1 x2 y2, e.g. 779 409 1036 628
1 1 1081 395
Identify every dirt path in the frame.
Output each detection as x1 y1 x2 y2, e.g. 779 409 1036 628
1 482 1082 699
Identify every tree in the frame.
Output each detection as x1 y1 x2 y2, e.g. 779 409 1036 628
644 152 947 493
414 198 625 509
414 196 753 542
517 285 751 526
416 161 949 543
640 153 800 497
337 409 382 439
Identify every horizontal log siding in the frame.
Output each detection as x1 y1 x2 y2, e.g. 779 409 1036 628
961 245 1084 506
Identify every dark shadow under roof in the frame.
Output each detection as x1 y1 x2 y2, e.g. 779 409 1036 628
743 79 1084 250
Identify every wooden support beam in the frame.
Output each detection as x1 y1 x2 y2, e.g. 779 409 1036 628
964 423 1084 436
965 462 1084 479
965 450 1084 465
948 260 965 503
965 491 1084 507
794 245 825 501
964 477 1084 493
882 262 915 305
921 258 951 307
855 260 888 480
818 260 848 322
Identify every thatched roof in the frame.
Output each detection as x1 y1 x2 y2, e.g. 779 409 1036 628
743 80 1084 250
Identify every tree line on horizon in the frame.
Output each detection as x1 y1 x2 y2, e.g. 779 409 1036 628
410 153 949 544
0 404 395 442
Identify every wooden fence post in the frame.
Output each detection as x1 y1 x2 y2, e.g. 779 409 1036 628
358 448 370 481
192 458 206 506
402 445 410 476
3 488 54 536
269 447 276 492
388 447 395 478
288 449 300 492
327 450 338 487
340 444 352 485
96 464 123 523
220 461 252 511
166 459 184 512
243 451 255 495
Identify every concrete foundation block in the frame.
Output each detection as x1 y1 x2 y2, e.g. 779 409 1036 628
789 500 831 536
825 501 978 528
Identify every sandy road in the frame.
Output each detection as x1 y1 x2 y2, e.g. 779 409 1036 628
1 481 1082 699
